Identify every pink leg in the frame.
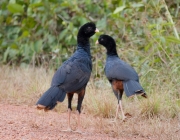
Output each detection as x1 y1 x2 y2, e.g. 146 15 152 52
61 109 72 132
74 111 82 133
119 100 126 120
115 104 119 120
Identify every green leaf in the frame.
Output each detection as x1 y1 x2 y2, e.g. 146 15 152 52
131 3 144 8
3 47 10 62
7 3 24 14
33 40 42 53
22 31 29 37
165 36 180 44
60 2 70 7
97 17 106 30
144 42 152 52
11 43 18 49
29 2 43 8
0 16 4 24
59 29 68 40
113 6 126 14
160 36 166 44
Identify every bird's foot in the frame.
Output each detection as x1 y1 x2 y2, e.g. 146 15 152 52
61 127 72 132
110 117 118 123
112 119 116 122
74 128 83 134
122 116 127 122
109 116 118 123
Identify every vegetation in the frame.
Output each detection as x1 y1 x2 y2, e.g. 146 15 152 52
0 0 180 139
0 0 179 68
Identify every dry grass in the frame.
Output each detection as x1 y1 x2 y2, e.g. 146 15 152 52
0 66 180 139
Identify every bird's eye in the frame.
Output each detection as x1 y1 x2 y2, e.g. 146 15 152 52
87 27 92 30
100 38 104 42
85 26 92 34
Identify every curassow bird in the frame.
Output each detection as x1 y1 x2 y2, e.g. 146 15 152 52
36 22 99 132
96 35 147 120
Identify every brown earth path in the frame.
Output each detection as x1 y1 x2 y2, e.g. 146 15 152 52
0 104 151 140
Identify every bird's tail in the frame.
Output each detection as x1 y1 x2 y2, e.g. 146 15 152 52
36 86 66 110
123 80 147 98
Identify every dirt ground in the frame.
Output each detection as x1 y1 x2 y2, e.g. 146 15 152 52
0 103 155 140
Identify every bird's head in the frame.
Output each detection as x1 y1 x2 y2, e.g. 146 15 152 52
78 22 99 38
96 35 117 55
96 34 116 49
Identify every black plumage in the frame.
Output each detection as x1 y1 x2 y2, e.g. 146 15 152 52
96 35 147 120
36 22 99 132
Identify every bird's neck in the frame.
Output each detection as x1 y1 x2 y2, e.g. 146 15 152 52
77 35 90 46
77 36 91 56
106 45 118 56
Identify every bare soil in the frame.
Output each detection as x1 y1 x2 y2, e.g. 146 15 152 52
0 103 154 140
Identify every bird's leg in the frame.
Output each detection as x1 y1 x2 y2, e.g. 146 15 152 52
115 92 120 120
62 93 74 132
112 80 125 121
114 90 126 121
76 110 81 132
61 109 72 132
74 89 85 133
66 108 72 131
119 99 126 121
118 90 126 121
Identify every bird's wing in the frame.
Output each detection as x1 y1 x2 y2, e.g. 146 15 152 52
51 56 91 93
105 59 139 81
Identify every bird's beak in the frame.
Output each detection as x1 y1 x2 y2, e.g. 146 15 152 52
95 40 99 44
95 28 99 33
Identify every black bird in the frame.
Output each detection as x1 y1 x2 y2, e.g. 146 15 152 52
36 22 99 132
96 35 147 120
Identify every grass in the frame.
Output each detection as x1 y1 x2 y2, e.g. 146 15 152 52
0 65 180 139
